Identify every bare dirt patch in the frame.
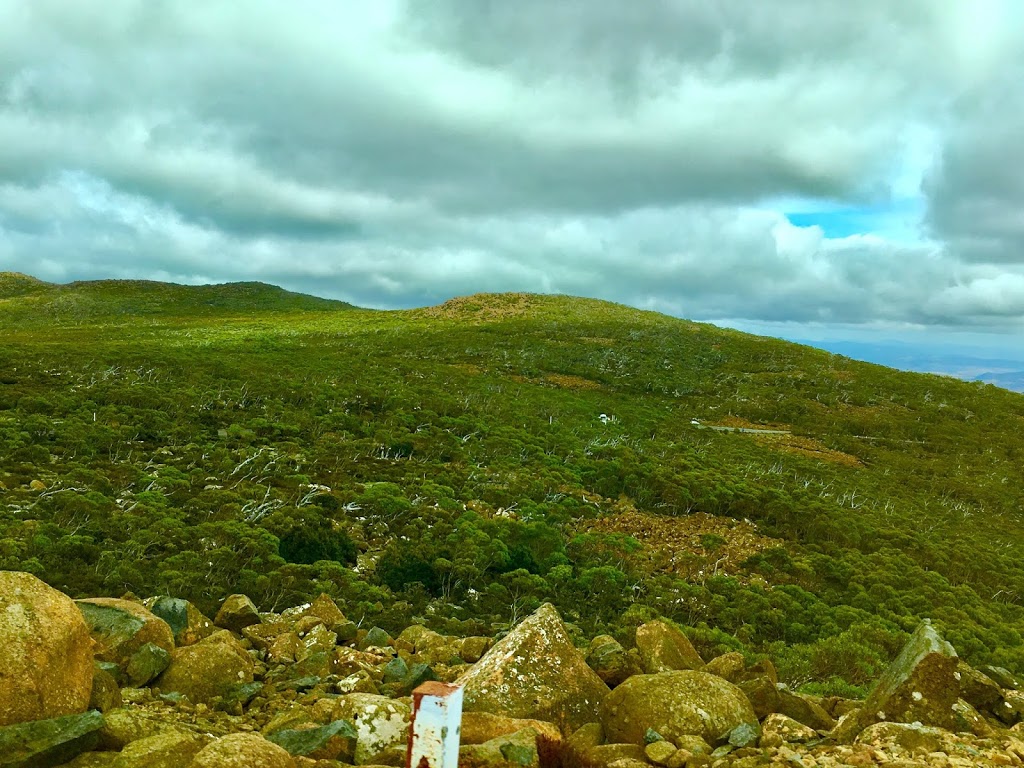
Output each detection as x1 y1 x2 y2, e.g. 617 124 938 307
576 509 784 583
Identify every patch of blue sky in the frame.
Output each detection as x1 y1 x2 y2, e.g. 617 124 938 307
784 198 926 243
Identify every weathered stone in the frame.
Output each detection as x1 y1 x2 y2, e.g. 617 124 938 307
726 722 759 748
703 653 746 683
854 721 945 753
998 689 1024 725
125 642 171 687
359 627 392 651
564 723 604 768
957 661 1003 714
951 698 996 738
737 676 780 720
155 631 254 705
460 603 610 733
759 714 817 748
600 671 758 747
580 744 646 768
0 710 105 768
298 594 346 629
604 760 647 768
89 665 122 713
462 713 562 751
98 708 181 750
644 739 677 765
738 658 778 686
113 730 205 768
382 657 408 684
0 572 94 726
297 624 337 661
335 671 379 695
586 636 643 688
832 620 959 742
776 689 835 732
214 682 264 714
673 735 711 755
460 636 493 664
144 597 215 648
241 622 288 651
265 720 357 761
213 595 261 634
267 633 301 664
77 598 175 672
634 621 703 674
980 664 1020 690
322 693 410 765
188 733 294 768
459 728 540 768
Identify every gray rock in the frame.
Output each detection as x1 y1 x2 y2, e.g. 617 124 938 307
125 643 171 687
0 710 105 768
213 595 261 634
265 720 357 761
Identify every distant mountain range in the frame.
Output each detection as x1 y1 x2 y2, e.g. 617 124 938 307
796 340 1024 393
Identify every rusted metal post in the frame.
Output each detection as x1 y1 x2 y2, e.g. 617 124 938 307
407 681 463 768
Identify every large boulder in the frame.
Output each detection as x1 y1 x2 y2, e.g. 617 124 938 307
600 670 758 747
832 620 959 742
0 571 95 725
0 710 105 767
634 621 703 674
114 730 206 768
76 598 175 672
189 733 294 768
155 631 254 705
459 603 610 733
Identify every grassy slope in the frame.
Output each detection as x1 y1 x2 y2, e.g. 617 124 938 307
2 279 1023 688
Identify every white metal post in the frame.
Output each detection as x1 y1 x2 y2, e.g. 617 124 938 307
407 682 463 768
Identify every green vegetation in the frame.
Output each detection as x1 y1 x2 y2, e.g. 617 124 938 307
2 276 1024 695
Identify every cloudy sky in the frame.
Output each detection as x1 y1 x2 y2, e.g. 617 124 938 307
2 1 1023 356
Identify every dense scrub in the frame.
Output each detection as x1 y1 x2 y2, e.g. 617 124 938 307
2 276 1023 695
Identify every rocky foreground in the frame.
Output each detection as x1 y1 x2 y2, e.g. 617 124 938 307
3 572 1024 767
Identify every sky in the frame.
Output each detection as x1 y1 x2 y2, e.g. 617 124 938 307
1 1 1024 361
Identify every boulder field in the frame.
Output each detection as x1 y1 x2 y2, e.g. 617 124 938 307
3 571 1024 767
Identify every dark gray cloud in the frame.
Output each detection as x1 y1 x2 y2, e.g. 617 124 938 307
1 0 1023 335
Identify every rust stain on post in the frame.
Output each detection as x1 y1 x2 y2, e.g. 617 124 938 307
407 682 463 768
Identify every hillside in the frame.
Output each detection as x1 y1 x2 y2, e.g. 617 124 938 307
2 277 1023 694
0 272 353 325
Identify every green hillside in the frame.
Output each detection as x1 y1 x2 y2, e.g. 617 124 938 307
2 278 1023 695
0 273 352 325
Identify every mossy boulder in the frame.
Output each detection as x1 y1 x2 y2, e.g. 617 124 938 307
600 670 758 747
113 729 206 768
0 710 105 767
0 572 95 725
460 603 610 733
188 733 294 768
213 595 261 634
76 598 174 672
155 631 254 705
832 620 959 742
634 621 703 674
